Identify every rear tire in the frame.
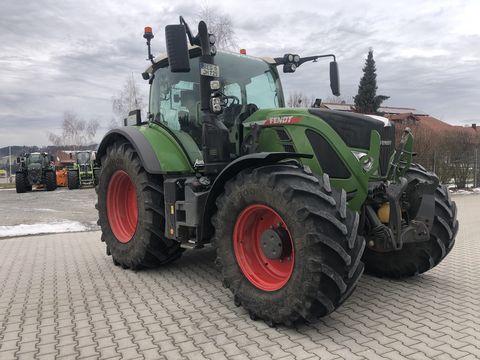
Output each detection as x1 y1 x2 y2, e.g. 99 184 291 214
96 141 183 269
68 170 79 189
93 169 100 186
45 171 56 191
15 172 27 193
212 164 365 325
363 163 458 278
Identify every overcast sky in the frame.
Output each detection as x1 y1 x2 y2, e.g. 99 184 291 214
1 0 479 146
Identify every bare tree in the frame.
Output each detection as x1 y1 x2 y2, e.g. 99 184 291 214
444 130 476 189
287 92 315 108
197 4 237 50
48 111 99 150
323 96 351 104
112 75 146 126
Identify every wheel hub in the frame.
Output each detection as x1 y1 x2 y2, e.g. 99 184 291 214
107 170 138 243
233 204 295 292
260 226 291 260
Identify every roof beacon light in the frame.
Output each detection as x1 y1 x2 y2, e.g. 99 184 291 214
143 26 155 66
143 26 154 40
240 49 247 55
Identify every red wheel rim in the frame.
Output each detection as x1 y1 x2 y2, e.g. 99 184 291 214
107 170 138 243
233 204 294 291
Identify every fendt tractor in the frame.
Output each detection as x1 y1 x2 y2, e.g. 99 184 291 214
95 17 458 326
68 150 100 189
15 152 57 193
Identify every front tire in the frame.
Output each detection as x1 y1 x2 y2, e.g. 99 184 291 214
213 164 365 325
15 172 27 193
363 164 458 278
68 170 79 189
45 171 57 191
96 141 183 269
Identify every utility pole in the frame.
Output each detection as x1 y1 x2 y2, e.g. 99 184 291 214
9 146 12 179
474 148 478 188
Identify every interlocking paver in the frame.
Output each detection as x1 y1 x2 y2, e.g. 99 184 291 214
0 195 479 359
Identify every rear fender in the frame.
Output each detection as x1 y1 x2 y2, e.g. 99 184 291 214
96 126 195 174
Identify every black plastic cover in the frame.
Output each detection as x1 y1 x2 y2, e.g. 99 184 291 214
305 129 350 179
165 25 190 72
308 109 385 149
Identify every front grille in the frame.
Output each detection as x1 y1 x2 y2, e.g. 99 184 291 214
283 144 296 153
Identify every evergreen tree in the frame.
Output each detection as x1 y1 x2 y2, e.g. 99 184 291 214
354 49 389 114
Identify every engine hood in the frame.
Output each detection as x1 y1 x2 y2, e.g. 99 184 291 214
308 109 391 150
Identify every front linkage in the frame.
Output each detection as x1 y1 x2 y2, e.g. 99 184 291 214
364 128 437 252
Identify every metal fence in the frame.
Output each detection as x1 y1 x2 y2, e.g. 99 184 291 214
415 149 479 188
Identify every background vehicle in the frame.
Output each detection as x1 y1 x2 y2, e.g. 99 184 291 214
95 18 458 326
15 152 57 193
68 151 100 189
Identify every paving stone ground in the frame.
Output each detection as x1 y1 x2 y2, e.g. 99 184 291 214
0 195 479 360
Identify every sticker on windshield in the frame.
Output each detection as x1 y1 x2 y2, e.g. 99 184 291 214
200 63 220 77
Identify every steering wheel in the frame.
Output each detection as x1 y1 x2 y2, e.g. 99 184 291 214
223 95 240 106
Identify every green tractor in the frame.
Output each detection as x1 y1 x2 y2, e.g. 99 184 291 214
15 152 57 193
68 150 100 189
95 18 458 326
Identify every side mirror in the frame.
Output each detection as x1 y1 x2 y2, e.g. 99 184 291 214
329 61 341 96
50 155 54 162
16 157 20 164
126 109 142 126
165 24 190 72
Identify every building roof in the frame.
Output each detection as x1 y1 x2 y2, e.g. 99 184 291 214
387 113 478 137
320 102 428 116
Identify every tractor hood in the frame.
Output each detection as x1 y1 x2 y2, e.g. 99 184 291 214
308 109 392 150
243 108 393 150
242 107 396 183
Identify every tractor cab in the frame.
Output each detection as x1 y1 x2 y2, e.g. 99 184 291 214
75 151 91 165
26 152 50 167
146 49 285 159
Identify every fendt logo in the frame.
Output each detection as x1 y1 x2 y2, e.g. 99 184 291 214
264 116 301 126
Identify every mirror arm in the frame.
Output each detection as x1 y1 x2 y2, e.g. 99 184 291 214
297 54 336 66
180 16 201 46
273 54 336 68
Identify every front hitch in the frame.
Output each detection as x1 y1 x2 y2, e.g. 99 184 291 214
367 174 437 251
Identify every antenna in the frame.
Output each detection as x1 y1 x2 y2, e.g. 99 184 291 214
131 73 139 108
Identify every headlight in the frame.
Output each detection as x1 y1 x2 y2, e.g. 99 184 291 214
209 34 216 45
352 150 374 172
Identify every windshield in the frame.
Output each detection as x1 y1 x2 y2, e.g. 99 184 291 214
29 154 43 164
149 51 284 131
76 152 91 164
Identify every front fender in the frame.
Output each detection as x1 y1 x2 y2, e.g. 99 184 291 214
201 152 312 241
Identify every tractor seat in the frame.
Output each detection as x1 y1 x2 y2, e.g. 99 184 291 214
222 104 244 127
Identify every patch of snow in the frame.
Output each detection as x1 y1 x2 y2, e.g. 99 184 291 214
29 208 60 213
0 221 90 238
449 188 480 195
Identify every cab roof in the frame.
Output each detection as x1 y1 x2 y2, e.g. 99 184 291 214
144 46 276 74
